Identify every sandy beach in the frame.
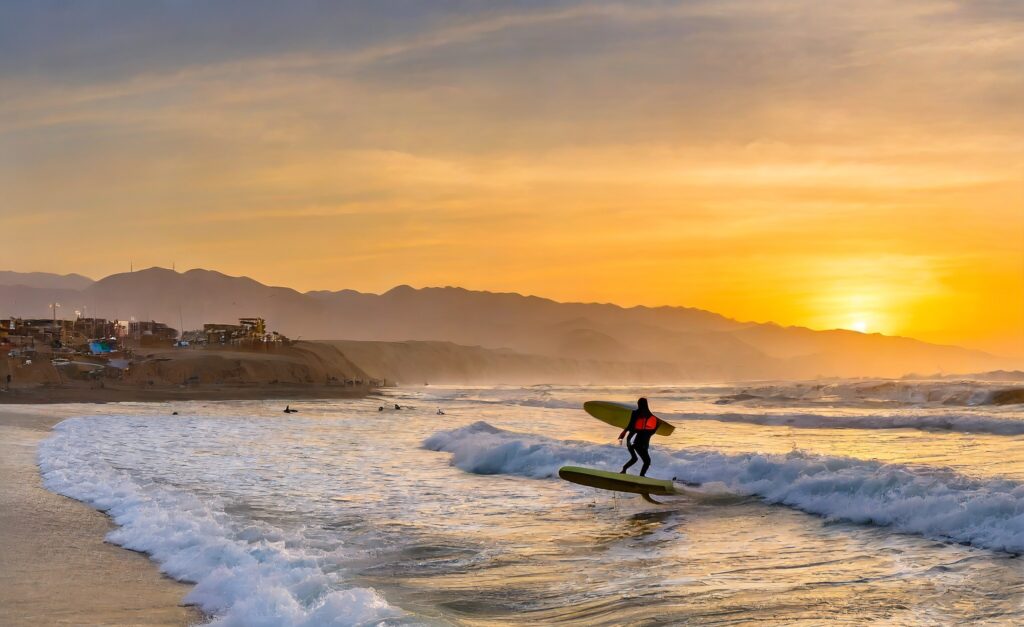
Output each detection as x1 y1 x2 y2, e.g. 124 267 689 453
0 408 201 626
0 341 374 623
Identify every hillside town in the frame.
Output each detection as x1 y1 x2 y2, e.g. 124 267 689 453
0 314 325 390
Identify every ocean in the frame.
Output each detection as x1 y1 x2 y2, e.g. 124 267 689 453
35 380 1024 625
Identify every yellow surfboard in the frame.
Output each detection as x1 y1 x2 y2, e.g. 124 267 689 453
583 401 675 436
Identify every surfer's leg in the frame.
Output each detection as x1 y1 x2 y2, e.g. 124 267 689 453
638 444 651 476
621 442 638 473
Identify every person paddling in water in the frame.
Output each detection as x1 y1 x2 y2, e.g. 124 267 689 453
618 397 659 476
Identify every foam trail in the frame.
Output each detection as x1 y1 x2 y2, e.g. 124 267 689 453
425 422 1024 553
671 411 1024 435
38 417 404 627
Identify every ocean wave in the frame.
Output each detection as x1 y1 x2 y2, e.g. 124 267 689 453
424 422 1024 553
671 411 1024 435
38 417 404 627
507 398 579 410
458 396 580 410
716 382 1024 407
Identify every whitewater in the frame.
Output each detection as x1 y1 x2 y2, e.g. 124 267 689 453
32 381 1024 624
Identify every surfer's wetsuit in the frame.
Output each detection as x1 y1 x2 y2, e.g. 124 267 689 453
620 400 658 476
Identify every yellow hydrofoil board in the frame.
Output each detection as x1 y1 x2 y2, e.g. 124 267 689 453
559 466 677 504
584 401 675 436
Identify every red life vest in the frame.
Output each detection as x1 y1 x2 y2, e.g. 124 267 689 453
633 415 658 431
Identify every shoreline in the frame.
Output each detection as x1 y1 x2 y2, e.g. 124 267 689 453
0 407 203 626
0 382 375 404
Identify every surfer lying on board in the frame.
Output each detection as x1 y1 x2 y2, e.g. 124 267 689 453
618 397 659 477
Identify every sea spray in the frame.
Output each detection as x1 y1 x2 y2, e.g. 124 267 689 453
424 421 1024 553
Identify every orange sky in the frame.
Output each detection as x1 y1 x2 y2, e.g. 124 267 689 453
1 2 1022 358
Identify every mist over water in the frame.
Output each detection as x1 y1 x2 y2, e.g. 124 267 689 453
34 382 1024 625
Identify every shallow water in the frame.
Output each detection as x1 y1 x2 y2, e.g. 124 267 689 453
33 381 1024 625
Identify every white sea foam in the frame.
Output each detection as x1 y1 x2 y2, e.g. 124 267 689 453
671 411 1024 435
424 422 1024 553
38 417 404 627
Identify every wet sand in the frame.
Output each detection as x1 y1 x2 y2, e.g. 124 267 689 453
0 408 202 626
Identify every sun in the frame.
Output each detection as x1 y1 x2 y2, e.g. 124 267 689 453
850 320 868 333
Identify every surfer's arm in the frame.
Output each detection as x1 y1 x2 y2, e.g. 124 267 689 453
620 409 636 441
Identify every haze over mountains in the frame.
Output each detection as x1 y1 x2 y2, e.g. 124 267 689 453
0 271 95 291
0 268 1012 381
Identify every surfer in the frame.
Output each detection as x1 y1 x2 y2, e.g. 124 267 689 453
283 405 298 414
618 397 659 477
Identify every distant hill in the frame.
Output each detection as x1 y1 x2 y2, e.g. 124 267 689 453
0 271 93 290
321 340 677 385
0 267 1012 380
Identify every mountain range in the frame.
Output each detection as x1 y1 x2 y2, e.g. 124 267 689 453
0 268 1011 380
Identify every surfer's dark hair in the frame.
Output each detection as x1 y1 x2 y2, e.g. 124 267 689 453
637 397 652 417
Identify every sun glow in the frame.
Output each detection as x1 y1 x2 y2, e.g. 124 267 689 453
2 2 1022 359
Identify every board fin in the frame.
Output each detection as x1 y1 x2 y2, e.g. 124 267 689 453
640 493 663 505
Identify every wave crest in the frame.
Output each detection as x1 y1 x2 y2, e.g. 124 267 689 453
424 422 1024 553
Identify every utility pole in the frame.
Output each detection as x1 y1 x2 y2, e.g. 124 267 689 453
49 302 61 349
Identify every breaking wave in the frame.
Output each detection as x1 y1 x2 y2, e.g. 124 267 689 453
38 417 404 627
716 381 1024 407
425 422 1024 554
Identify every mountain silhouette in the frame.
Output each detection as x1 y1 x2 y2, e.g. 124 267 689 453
0 267 1009 380
0 271 94 291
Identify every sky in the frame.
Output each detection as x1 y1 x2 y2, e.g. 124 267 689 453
1 0 1022 357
